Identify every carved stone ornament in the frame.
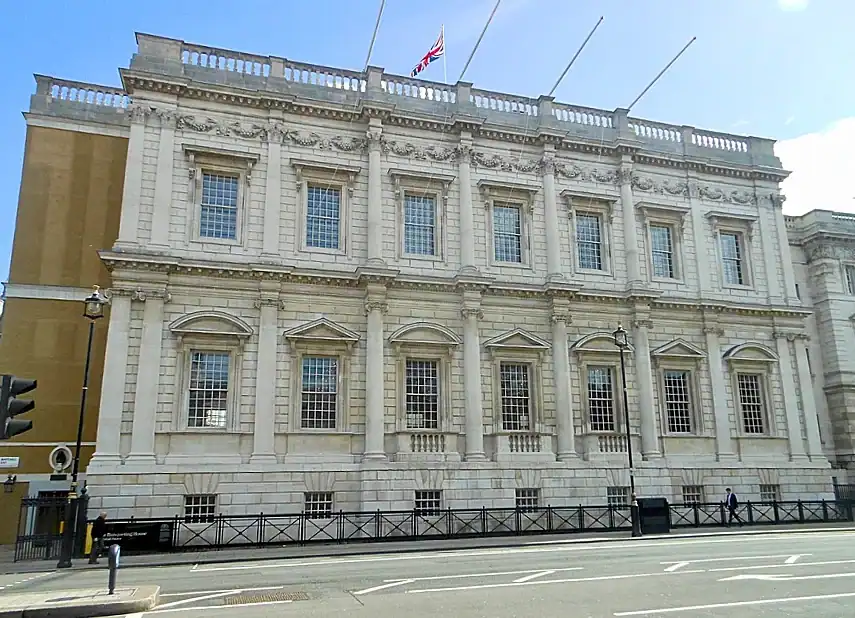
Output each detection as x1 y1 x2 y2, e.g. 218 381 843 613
632 318 653 330
539 152 557 175
364 299 389 315
254 297 281 309
131 288 171 303
696 184 757 205
381 138 457 161
805 242 838 262
616 166 633 185
553 161 585 180
471 151 540 173
702 325 724 336
589 168 617 184
631 175 690 197
460 307 484 320
128 104 152 124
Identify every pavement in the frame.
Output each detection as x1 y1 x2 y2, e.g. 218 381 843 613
0 585 159 618
2 525 855 616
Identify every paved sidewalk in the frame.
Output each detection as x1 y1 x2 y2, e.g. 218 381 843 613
0 585 159 618
2 522 853 575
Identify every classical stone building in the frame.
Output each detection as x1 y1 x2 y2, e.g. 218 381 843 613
10 33 835 521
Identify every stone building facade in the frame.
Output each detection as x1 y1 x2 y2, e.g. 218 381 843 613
21 34 833 520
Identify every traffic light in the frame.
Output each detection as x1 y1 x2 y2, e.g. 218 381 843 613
0 374 37 440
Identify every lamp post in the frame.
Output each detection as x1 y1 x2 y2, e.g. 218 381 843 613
58 286 106 568
613 323 641 537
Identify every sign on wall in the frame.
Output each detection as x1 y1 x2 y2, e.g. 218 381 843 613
0 457 20 469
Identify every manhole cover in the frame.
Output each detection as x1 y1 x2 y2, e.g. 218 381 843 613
224 591 310 604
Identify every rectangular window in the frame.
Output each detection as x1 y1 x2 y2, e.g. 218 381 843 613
188 351 229 428
306 185 341 249
184 494 217 523
607 486 629 507
681 485 704 504
663 370 692 433
650 224 675 278
414 490 442 516
405 359 439 430
587 366 616 432
499 362 531 431
304 492 334 518
720 232 744 285
845 265 855 295
200 173 239 240
759 484 781 502
493 203 523 263
515 488 540 512
576 213 603 270
301 356 338 429
737 373 765 434
403 194 436 256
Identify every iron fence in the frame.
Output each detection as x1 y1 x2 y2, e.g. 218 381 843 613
833 482 855 502
13 493 90 562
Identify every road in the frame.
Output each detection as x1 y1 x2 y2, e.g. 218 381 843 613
4 530 855 616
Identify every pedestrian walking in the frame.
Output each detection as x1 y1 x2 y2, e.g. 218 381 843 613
725 488 743 527
89 511 108 564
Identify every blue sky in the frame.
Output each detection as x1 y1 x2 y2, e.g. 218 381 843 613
0 0 852 282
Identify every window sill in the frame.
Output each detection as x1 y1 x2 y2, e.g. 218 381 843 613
722 283 754 291
489 260 532 270
651 276 685 284
300 245 346 256
401 252 444 263
575 267 612 276
191 236 241 246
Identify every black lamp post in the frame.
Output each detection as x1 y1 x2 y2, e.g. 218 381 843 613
58 286 106 568
613 323 641 537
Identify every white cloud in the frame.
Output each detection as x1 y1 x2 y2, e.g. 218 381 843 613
775 117 855 215
778 0 809 11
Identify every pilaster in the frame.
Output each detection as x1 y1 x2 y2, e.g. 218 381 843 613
774 331 808 461
115 105 149 248
250 282 281 464
550 297 575 459
793 334 826 461
687 177 710 296
363 284 388 461
618 157 641 286
630 313 659 458
261 120 284 258
704 311 735 460
541 146 563 281
461 289 486 460
150 108 177 248
366 118 385 266
456 134 478 274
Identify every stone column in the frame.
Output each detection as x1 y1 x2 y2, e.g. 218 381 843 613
688 180 710 295
775 332 808 460
541 147 563 281
363 291 387 461
759 204 783 304
551 299 575 459
250 294 279 464
704 319 734 459
462 293 486 460
115 105 148 248
90 291 132 467
149 110 176 247
772 194 799 303
261 123 283 258
618 160 641 285
457 136 477 273
794 335 824 459
631 318 659 458
366 119 385 266
128 289 167 464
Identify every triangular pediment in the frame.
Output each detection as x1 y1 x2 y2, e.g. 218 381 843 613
389 322 461 346
169 311 253 338
283 317 359 343
571 331 634 354
723 342 778 363
651 339 706 359
483 328 551 351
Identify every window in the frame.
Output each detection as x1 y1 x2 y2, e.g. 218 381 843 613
392 171 451 261
405 359 440 430
499 362 531 431
565 193 616 274
845 265 855 295
576 213 603 270
493 203 523 263
759 484 781 502
682 486 704 504
184 495 216 523
293 160 357 255
587 366 616 432
663 370 692 433
200 173 239 240
414 490 442 516
187 351 230 428
650 225 675 278
737 373 765 434
301 356 338 430
652 339 706 437
305 185 341 249
515 488 540 512
304 492 334 518
720 232 745 285
404 194 437 256
607 487 629 507
707 212 756 288
638 204 688 282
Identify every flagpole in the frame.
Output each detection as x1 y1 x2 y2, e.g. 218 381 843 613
626 36 697 112
458 0 501 82
363 0 387 71
442 24 447 84
548 16 604 97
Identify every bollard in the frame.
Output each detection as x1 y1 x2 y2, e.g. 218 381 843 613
107 544 121 595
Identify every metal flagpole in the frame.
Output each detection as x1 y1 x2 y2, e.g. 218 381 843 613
458 0 501 82
442 24 447 84
548 16 605 97
363 0 387 71
626 36 697 112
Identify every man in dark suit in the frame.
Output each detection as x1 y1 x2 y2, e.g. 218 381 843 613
725 488 743 527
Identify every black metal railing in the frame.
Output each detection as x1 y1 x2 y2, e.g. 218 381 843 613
833 482 855 502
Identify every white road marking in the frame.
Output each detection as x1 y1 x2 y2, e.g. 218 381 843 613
708 558 855 572
383 566 583 583
514 570 556 583
663 562 688 572
785 554 805 564
155 592 238 610
160 586 287 598
661 553 809 567
354 579 415 595
612 591 855 616
148 599 293 613
0 571 55 591
720 571 855 582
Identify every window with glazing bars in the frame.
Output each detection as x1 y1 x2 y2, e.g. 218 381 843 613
304 492 334 518
759 484 781 502
188 351 229 428
414 490 442 516
720 232 744 285
200 173 239 239
499 362 531 431
650 225 675 278
301 356 338 429
587 366 615 431
405 359 439 430
681 485 704 504
306 185 341 249
845 265 855 294
493 203 523 262
515 488 540 512
663 370 692 433
607 486 629 507
576 213 603 270
737 373 765 434
403 194 436 255
184 494 217 523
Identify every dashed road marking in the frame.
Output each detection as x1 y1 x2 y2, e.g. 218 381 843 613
0 571 54 591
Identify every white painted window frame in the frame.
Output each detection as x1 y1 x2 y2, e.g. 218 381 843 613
291 159 359 257
478 180 538 270
390 169 452 262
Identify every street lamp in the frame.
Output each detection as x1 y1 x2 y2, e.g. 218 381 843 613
613 323 641 538
58 286 106 568
4 474 16 494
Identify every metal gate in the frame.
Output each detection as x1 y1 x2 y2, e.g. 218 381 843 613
13 491 89 562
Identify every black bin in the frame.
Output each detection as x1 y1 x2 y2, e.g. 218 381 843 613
637 497 671 534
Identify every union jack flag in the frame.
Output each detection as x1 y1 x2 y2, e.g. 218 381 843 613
411 28 445 78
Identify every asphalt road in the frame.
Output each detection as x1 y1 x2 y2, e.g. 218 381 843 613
5 530 855 616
